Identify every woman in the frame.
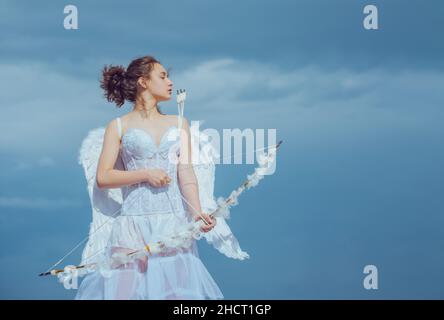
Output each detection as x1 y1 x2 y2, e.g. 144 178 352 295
75 55 223 300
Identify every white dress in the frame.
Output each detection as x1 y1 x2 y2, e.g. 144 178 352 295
75 118 224 300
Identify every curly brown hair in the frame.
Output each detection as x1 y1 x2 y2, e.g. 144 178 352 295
100 55 164 113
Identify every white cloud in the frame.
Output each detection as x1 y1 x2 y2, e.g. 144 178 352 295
0 61 109 155
173 60 444 142
0 196 82 209
37 156 56 167
10 156 56 172
1 59 443 158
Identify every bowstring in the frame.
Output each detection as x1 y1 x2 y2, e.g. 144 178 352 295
44 99 272 273
44 142 272 273
43 184 139 273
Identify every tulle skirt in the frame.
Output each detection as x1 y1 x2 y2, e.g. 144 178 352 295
75 211 224 300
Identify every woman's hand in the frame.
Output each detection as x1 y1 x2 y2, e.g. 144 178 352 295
194 212 217 233
144 169 171 188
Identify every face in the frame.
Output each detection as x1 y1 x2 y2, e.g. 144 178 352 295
141 63 173 101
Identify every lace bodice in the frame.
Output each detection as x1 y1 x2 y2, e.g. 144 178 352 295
118 121 186 216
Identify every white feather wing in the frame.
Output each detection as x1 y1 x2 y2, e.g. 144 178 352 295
77 124 248 265
190 128 249 260
78 127 125 266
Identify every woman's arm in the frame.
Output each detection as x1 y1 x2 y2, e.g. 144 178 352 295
177 117 202 217
96 119 150 189
177 117 216 232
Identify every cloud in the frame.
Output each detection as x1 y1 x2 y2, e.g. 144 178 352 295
0 61 109 156
1 0 444 300
174 59 444 135
0 196 82 209
10 156 56 172
2 1 444 71
1 58 443 159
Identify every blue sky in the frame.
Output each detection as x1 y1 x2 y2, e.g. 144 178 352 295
1 0 443 299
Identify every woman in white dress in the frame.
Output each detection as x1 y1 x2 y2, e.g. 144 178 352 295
75 55 223 300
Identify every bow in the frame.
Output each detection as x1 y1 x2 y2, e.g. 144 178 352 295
39 89 282 283
40 138 281 281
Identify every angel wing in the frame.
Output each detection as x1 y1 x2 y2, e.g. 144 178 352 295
78 121 248 266
189 125 250 260
78 127 126 266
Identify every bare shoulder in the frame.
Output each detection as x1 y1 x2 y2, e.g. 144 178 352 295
113 113 134 136
119 114 131 129
181 116 190 129
165 114 189 128
104 118 121 140
105 118 118 131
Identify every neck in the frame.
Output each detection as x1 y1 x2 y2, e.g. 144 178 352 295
133 96 161 120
